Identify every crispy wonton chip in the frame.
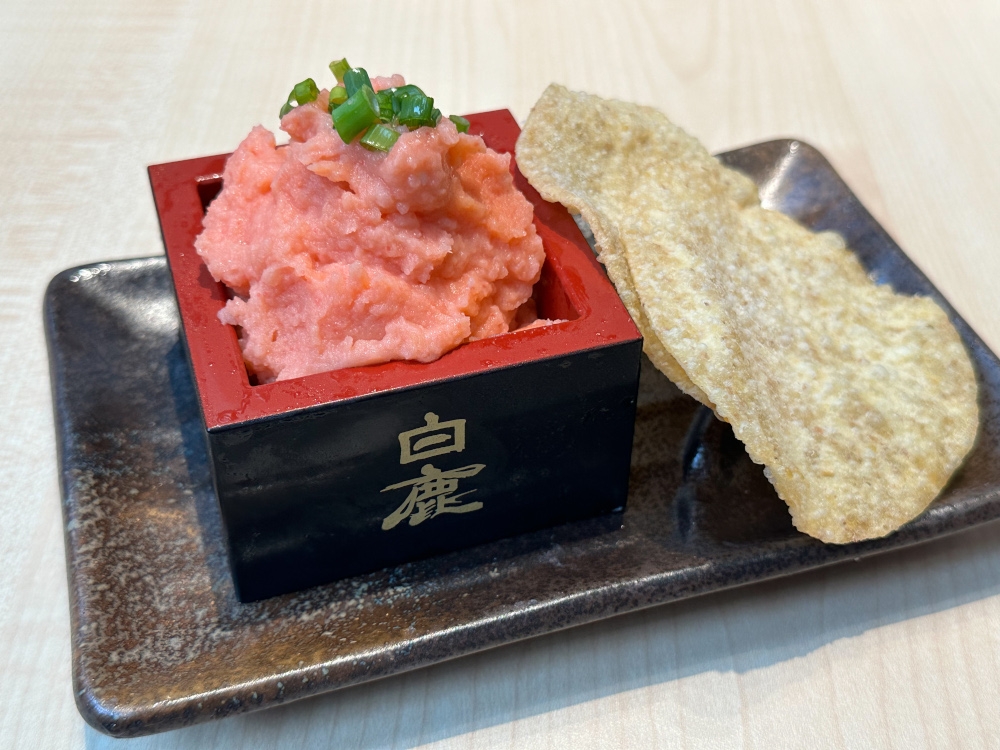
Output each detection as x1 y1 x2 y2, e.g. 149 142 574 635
516 84 979 543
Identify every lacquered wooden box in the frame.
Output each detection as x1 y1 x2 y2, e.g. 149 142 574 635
149 110 642 601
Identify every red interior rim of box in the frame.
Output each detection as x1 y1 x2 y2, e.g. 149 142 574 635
148 110 641 430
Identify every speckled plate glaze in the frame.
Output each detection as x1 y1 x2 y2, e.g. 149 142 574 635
46 140 1000 738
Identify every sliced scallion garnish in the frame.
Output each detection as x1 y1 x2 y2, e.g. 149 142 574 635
281 59 467 151
422 97 437 127
293 78 319 104
327 86 348 112
375 89 395 120
343 67 374 98
328 58 350 84
396 93 434 129
392 84 426 99
279 77 319 118
360 123 401 152
332 85 380 143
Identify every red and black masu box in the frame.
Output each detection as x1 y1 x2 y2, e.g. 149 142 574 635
149 110 643 602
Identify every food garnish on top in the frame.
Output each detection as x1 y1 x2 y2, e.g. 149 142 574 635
516 83 979 544
278 58 472 152
195 60 546 382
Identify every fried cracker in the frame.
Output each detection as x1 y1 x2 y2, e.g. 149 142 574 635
516 84 979 543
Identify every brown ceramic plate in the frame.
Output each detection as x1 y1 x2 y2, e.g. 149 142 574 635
45 140 1000 738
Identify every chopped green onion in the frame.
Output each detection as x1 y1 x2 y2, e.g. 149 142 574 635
293 78 319 104
332 85 380 142
392 84 425 99
329 58 351 84
343 67 374 97
375 89 395 120
282 58 465 152
360 123 401 152
327 85 348 112
279 77 319 118
397 93 434 129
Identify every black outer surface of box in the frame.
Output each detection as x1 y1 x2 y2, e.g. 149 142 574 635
207 342 641 601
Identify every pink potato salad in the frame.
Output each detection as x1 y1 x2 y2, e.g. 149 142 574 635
195 67 545 383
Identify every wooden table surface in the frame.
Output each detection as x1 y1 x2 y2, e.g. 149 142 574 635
4 1 1000 747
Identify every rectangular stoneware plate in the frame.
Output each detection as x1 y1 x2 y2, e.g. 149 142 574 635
45 139 1000 738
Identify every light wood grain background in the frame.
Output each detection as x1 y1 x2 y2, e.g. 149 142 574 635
3 1 1000 748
